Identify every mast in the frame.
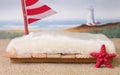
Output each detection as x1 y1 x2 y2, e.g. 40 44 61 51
21 0 29 35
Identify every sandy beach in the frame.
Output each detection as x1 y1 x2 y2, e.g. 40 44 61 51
0 39 120 75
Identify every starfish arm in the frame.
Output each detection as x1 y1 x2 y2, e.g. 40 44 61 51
90 52 99 58
95 59 102 68
104 61 113 68
90 45 116 68
107 53 117 58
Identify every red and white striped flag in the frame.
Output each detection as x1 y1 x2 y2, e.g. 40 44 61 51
25 0 56 24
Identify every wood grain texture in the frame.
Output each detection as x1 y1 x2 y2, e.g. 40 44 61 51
4 53 97 63
32 53 47 58
10 58 96 63
61 54 76 58
47 53 61 58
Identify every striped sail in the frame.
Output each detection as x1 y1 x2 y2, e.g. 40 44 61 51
25 0 56 24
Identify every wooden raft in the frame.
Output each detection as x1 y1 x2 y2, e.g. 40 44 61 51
5 53 96 63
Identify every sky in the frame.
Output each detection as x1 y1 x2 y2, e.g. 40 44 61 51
0 0 120 21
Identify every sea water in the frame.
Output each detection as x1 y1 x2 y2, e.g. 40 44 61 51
0 19 120 30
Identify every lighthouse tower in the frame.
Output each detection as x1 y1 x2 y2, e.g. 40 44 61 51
86 6 100 26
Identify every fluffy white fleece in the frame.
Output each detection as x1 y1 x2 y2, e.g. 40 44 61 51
6 31 116 54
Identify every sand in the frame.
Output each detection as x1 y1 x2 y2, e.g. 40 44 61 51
0 39 120 75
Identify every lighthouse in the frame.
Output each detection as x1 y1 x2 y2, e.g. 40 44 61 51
86 6 100 26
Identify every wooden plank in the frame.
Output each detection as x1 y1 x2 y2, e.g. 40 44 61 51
17 53 31 58
10 58 96 63
32 53 47 58
76 54 92 58
5 53 96 63
61 54 76 58
47 53 61 58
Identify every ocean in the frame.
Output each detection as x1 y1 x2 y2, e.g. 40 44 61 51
0 19 120 30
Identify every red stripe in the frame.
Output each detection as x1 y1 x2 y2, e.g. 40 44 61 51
28 18 40 24
25 0 39 6
27 5 51 15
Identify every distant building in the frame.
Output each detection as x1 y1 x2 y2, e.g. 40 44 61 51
86 6 100 26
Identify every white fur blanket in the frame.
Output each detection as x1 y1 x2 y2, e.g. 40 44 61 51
6 31 116 54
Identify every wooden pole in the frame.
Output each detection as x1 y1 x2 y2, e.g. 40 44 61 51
21 0 29 35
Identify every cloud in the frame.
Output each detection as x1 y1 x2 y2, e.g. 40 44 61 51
0 0 22 21
0 0 120 21
0 0 20 10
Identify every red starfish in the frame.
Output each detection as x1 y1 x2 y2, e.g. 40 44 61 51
90 44 117 68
